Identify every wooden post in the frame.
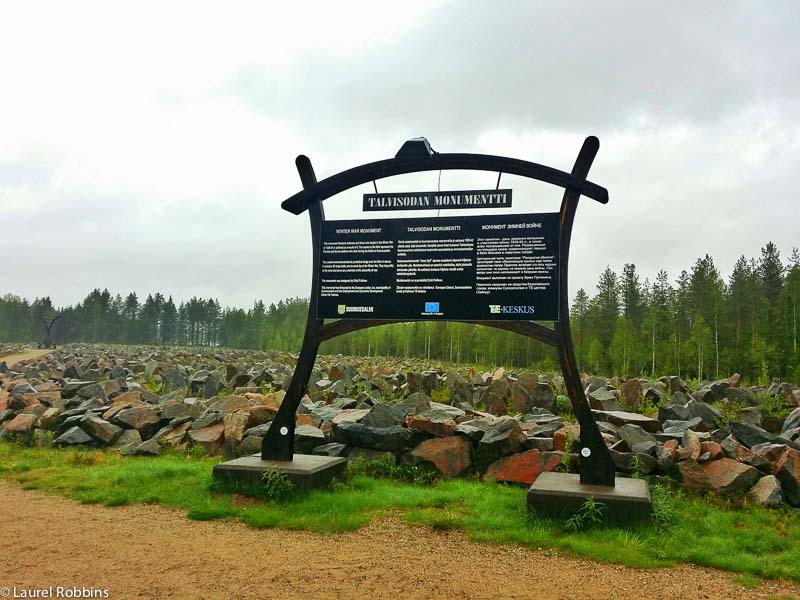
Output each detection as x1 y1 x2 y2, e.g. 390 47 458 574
555 137 615 486
261 156 325 460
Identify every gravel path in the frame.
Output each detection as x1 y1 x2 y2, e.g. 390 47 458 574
1 482 798 599
1 348 52 366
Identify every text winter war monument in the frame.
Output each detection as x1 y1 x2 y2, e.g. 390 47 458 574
214 136 652 524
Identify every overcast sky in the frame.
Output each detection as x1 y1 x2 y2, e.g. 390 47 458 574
1 1 798 311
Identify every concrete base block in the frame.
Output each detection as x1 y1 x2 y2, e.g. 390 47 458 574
527 472 651 526
212 453 347 490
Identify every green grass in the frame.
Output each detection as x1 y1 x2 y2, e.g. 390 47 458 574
1 442 800 582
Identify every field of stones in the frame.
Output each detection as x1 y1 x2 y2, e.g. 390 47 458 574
1 343 799 510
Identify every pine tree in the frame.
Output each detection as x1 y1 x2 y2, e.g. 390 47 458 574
758 243 786 376
592 266 620 371
161 296 177 344
690 255 725 379
621 263 644 327
648 269 672 374
759 242 785 306
780 249 800 378
123 293 140 343
672 270 691 378
571 288 590 365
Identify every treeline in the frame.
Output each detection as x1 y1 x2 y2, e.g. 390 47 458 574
0 291 306 352
571 243 800 383
1 242 798 382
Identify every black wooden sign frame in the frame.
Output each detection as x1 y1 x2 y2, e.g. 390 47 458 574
261 136 616 487
39 314 60 349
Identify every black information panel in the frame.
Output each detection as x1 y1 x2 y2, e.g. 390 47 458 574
318 213 560 321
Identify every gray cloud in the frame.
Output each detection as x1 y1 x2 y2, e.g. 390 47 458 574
1 1 799 312
227 1 800 143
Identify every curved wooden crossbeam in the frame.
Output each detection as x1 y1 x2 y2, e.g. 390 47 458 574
281 146 608 216
262 137 616 486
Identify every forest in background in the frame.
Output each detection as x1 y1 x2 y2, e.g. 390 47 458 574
1 242 798 383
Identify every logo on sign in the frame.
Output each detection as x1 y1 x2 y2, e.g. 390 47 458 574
489 305 536 315
337 305 374 315
425 302 440 313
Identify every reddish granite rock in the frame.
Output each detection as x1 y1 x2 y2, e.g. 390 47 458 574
405 415 456 437
484 449 563 485
407 436 471 478
510 382 531 415
553 423 579 452
703 458 761 495
779 383 797 405
0 390 8 412
481 379 511 416
158 421 192 448
9 394 40 412
244 390 284 411
248 405 278 424
224 412 256 444
620 379 644 413
79 415 123 445
106 389 147 407
553 429 568 452
328 364 343 382
761 416 783 434
741 451 773 474
487 396 508 416
751 443 791 467
103 394 148 422
720 435 751 460
679 459 711 493
331 409 369 428
747 475 783 508
39 407 63 430
188 422 225 454
296 414 321 428
700 441 724 461
34 391 61 404
517 373 539 393
207 395 250 412
3 413 38 433
233 386 259 395
371 377 393 395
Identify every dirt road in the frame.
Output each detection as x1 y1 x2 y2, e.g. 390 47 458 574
0 348 52 367
0 482 797 599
